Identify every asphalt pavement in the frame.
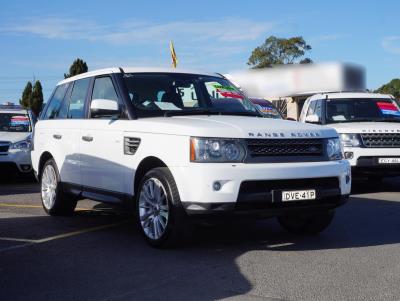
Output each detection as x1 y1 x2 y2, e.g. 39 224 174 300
1 176 400 301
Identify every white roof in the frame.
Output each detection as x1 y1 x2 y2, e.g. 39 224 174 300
308 92 393 101
0 109 28 114
57 67 221 86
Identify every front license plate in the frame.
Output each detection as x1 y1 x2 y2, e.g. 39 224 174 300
282 189 316 202
378 158 400 164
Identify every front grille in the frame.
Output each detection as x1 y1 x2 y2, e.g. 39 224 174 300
0 141 10 153
361 133 400 148
246 138 324 157
124 137 141 155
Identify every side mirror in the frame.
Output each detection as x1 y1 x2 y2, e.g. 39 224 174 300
305 114 320 124
90 99 120 118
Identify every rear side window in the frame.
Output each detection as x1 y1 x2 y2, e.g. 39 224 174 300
42 84 69 119
92 77 118 102
68 78 90 119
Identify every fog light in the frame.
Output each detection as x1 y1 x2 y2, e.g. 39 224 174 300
213 181 221 191
20 164 31 171
344 152 354 159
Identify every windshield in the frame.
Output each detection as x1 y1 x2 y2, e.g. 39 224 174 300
0 113 31 132
123 73 260 117
326 98 400 123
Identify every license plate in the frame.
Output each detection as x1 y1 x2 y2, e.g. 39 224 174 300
282 189 316 202
378 158 400 164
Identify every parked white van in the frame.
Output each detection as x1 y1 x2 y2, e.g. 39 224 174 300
32 68 351 247
300 92 400 181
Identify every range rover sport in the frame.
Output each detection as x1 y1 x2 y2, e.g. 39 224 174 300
32 67 351 247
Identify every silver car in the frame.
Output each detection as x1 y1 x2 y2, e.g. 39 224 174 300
0 104 35 174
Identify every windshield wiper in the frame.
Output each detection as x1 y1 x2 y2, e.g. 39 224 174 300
373 117 400 123
164 109 261 117
332 118 377 123
164 109 219 117
217 111 262 117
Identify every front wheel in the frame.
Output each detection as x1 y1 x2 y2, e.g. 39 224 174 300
136 167 189 248
278 210 335 235
40 158 77 216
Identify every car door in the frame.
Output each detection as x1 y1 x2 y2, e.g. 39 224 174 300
79 75 128 196
39 82 81 186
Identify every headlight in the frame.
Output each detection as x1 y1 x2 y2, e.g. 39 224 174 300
339 133 361 147
326 138 342 160
190 137 246 162
9 139 32 150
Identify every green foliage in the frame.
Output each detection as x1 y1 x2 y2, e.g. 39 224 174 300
248 36 312 69
375 78 400 99
31 80 44 116
19 80 43 116
19 81 33 109
64 58 88 78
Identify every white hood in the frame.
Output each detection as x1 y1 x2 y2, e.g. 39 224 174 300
327 122 400 134
130 115 338 139
0 131 31 143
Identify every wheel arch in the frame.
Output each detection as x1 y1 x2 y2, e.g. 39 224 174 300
134 156 168 195
38 151 54 178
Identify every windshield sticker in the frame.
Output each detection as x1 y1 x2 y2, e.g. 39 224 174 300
213 84 244 100
377 102 400 116
258 105 277 114
10 116 29 126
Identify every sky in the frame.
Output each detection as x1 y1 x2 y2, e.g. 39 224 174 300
1 0 400 103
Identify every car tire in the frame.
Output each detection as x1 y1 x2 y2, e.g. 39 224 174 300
278 210 335 235
40 158 77 216
136 167 190 248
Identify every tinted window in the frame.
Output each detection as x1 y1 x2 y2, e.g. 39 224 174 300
68 78 90 119
92 77 118 102
326 98 400 123
123 73 259 118
42 84 68 120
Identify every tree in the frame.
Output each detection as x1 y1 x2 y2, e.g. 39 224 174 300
19 81 33 109
31 80 44 116
248 36 312 69
64 58 88 78
375 78 400 99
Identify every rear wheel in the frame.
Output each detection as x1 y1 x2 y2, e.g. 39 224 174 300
136 167 189 248
278 210 335 235
40 158 77 216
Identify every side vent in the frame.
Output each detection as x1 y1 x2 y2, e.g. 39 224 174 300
124 137 141 155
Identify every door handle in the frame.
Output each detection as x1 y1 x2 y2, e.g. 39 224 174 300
53 134 62 140
82 136 93 142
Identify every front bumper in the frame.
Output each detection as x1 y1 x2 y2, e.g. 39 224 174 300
170 160 351 215
0 149 32 173
343 147 400 176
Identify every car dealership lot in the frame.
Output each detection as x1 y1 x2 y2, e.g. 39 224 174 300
1 178 400 301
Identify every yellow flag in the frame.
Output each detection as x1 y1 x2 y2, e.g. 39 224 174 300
169 40 178 68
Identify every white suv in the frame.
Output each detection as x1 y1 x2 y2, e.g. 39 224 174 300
0 104 34 174
32 67 351 247
300 92 400 181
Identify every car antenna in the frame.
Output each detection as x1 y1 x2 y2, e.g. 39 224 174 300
119 67 125 74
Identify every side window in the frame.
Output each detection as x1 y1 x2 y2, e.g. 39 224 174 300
314 100 322 119
68 78 90 119
92 77 118 102
306 100 317 117
42 84 69 120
